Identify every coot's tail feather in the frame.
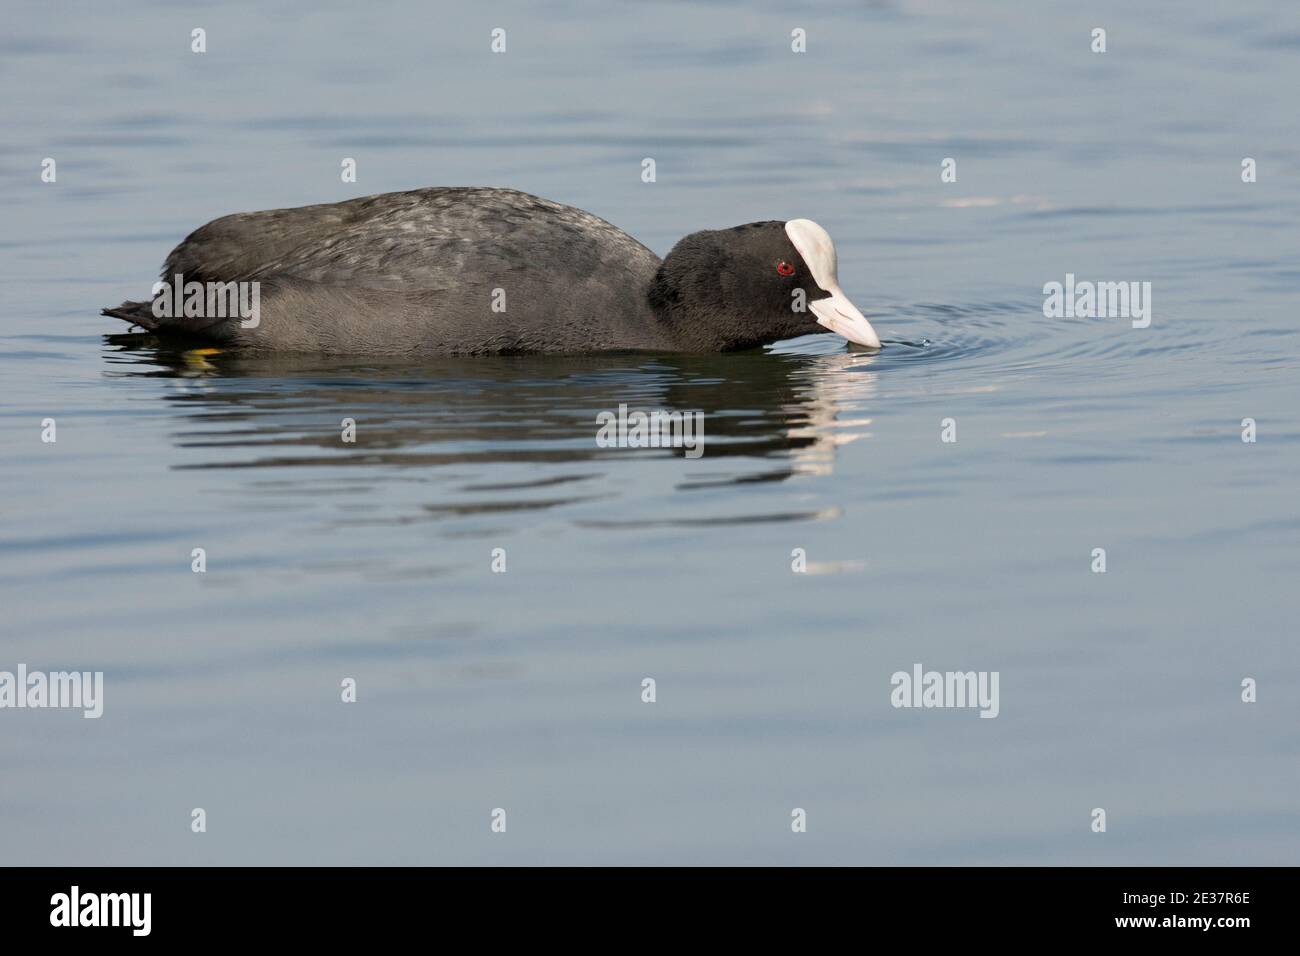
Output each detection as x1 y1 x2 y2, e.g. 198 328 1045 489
102 300 160 331
103 298 242 340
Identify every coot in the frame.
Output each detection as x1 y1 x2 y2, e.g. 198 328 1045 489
104 187 881 354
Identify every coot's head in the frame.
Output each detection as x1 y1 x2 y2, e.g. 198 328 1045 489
648 219 880 351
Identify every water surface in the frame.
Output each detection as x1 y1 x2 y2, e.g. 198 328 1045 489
2 0 1299 864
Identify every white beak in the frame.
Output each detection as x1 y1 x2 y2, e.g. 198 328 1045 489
785 218 881 350
808 286 881 350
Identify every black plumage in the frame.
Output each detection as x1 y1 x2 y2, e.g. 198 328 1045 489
104 187 844 355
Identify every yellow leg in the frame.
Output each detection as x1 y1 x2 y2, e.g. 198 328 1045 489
181 347 222 370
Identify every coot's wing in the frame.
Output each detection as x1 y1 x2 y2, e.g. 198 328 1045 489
160 201 338 283
161 187 651 291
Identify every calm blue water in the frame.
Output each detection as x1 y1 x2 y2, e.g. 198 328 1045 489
2 0 1298 864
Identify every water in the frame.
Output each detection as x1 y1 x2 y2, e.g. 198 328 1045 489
2 0 1298 864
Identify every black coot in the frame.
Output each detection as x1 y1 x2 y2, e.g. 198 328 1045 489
104 187 880 354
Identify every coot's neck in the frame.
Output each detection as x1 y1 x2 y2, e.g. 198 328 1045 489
646 263 731 352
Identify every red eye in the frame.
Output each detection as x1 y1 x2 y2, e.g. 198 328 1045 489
776 261 795 277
